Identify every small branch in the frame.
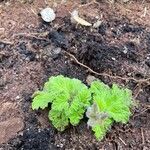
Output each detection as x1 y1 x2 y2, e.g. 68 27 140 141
0 40 14 45
118 137 127 146
141 128 145 145
141 7 147 17
142 104 150 108
116 127 133 133
13 32 49 40
64 51 150 84
133 108 149 119
133 83 142 99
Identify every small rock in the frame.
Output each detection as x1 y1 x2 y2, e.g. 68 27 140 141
0 118 24 144
86 75 96 85
51 47 61 59
40 8 56 22
93 20 102 28
52 47 61 55
42 45 61 60
16 95 20 100
123 46 128 54
111 57 116 61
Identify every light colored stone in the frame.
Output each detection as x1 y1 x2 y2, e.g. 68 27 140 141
52 47 61 55
93 20 102 28
86 75 96 85
40 8 56 22
0 118 24 144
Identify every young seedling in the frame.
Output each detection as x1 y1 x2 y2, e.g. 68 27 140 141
32 75 133 140
86 80 133 140
32 75 91 131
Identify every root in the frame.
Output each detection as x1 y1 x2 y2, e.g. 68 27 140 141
13 32 49 40
64 51 150 84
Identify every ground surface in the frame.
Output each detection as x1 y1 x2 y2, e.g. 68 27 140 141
0 0 150 149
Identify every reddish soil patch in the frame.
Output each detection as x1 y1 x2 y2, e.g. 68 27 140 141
0 0 150 149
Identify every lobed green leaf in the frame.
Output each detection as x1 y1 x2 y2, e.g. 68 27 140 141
87 80 133 139
32 75 91 131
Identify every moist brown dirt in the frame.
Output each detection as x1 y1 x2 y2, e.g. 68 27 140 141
0 0 150 150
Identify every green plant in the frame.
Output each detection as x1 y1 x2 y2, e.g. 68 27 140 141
32 75 91 131
86 80 133 140
32 75 134 140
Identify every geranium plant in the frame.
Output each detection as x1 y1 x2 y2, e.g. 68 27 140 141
32 75 91 131
32 75 134 140
86 80 133 140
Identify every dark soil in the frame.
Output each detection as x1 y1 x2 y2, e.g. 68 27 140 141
0 0 150 150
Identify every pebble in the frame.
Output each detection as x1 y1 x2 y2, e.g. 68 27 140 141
52 47 61 55
86 75 96 85
40 8 56 22
111 57 116 61
93 20 102 28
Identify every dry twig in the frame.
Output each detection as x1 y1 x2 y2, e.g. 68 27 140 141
142 104 150 108
116 127 133 133
13 32 49 40
141 128 145 145
133 83 142 99
118 137 127 146
133 108 149 119
0 40 14 45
